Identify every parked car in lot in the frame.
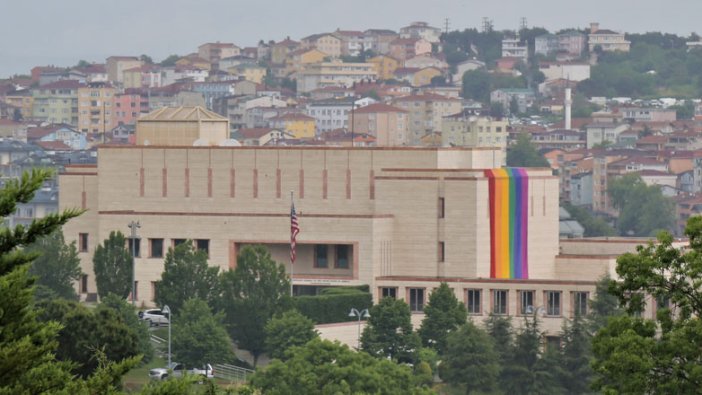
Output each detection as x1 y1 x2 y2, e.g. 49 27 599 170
149 362 214 380
138 309 169 327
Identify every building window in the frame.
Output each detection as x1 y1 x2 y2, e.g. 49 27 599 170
79 233 89 252
409 288 425 312
573 291 589 316
80 274 88 294
195 239 210 257
314 245 328 268
438 197 445 218
128 238 141 257
173 239 187 248
520 290 535 315
380 287 397 299
438 242 445 262
335 245 349 269
151 281 158 301
150 238 164 258
467 289 481 314
493 290 508 315
546 291 562 316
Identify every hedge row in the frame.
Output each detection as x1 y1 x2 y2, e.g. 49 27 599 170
295 289 372 324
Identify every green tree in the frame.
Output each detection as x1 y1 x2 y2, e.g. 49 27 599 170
439 321 500 394
501 317 564 395
556 315 593 394
93 230 132 299
98 293 153 363
0 169 90 393
27 230 82 300
509 96 520 115
608 173 675 236
587 274 624 331
251 338 435 395
12 108 22 122
172 298 234 368
159 54 180 67
592 218 702 393
140 54 154 64
489 101 505 117
75 59 91 68
670 100 695 119
562 203 616 237
461 69 491 102
155 241 219 313
219 245 291 366
506 134 550 167
418 283 467 354
485 314 513 363
360 297 421 363
264 309 318 360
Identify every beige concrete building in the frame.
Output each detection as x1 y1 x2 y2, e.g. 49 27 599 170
442 112 508 154
296 61 377 93
392 93 462 145
106 56 143 84
350 103 409 146
588 23 631 52
136 107 229 146
300 33 342 59
77 82 117 134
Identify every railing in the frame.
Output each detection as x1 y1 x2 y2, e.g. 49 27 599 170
212 363 255 383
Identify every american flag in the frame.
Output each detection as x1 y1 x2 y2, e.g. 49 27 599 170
290 202 300 264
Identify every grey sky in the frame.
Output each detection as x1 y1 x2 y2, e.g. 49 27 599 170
1 0 699 77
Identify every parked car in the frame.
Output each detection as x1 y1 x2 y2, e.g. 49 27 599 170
138 309 169 327
149 362 214 380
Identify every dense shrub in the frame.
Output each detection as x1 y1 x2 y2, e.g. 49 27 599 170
295 288 372 324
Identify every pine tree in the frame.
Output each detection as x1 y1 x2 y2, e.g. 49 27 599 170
558 315 593 394
92 231 133 299
418 283 467 354
27 230 82 300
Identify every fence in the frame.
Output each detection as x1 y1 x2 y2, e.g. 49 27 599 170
213 363 255 383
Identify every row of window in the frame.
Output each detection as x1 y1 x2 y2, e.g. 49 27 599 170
380 287 590 317
313 244 350 269
78 233 209 258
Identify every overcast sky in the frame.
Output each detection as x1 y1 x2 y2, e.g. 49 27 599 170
1 0 698 77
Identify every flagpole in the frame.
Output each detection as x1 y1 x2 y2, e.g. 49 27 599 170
290 190 294 298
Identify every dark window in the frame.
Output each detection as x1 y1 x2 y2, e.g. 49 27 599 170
546 291 561 316
151 281 158 301
493 290 508 315
315 245 328 268
438 242 445 262
173 239 187 248
80 274 88 294
573 291 589 316
520 290 535 315
438 197 445 218
335 245 349 268
381 287 397 299
546 336 561 351
128 237 141 257
150 238 164 258
409 288 425 312
79 233 89 252
196 239 210 257
467 289 481 314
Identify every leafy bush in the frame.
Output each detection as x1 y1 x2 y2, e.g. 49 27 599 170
295 288 372 324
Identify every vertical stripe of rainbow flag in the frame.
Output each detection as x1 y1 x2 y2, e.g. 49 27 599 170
485 168 529 279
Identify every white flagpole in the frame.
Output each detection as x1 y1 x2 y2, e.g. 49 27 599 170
290 190 294 297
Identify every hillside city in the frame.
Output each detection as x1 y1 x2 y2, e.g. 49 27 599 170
3 16 702 394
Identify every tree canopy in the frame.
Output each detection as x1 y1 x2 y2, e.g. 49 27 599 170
360 297 420 363
27 230 82 300
93 230 133 299
439 321 500 394
506 133 550 167
251 339 435 395
172 298 234 368
592 217 702 393
155 241 219 312
562 202 616 237
608 173 675 236
218 245 291 366
264 309 318 360
417 282 467 354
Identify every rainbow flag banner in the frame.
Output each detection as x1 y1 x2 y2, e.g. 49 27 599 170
484 168 529 279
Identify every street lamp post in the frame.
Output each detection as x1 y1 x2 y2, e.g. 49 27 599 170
127 221 140 306
162 304 172 366
348 308 370 350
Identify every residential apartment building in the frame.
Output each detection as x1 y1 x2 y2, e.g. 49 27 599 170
268 113 316 139
3 90 33 120
113 90 149 126
404 54 448 70
271 38 300 65
392 93 462 144
539 63 591 82
300 33 342 58
389 38 432 61
588 23 631 52
399 21 441 43
198 42 241 69
362 29 399 55
441 111 508 153
295 61 377 93
77 82 117 134
334 30 365 56
122 65 163 89
501 38 528 61
618 107 676 123
535 34 560 56
490 89 536 115
306 97 354 133
558 31 587 57
349 103 409 146
368 55 401 80
31 80 82 126
106 56 143 84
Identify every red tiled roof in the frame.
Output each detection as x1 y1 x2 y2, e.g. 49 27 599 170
275 38 299 46
353 103 407 114
35 140 72 151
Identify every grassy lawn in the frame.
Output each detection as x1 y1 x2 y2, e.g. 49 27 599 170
122 356 165 393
